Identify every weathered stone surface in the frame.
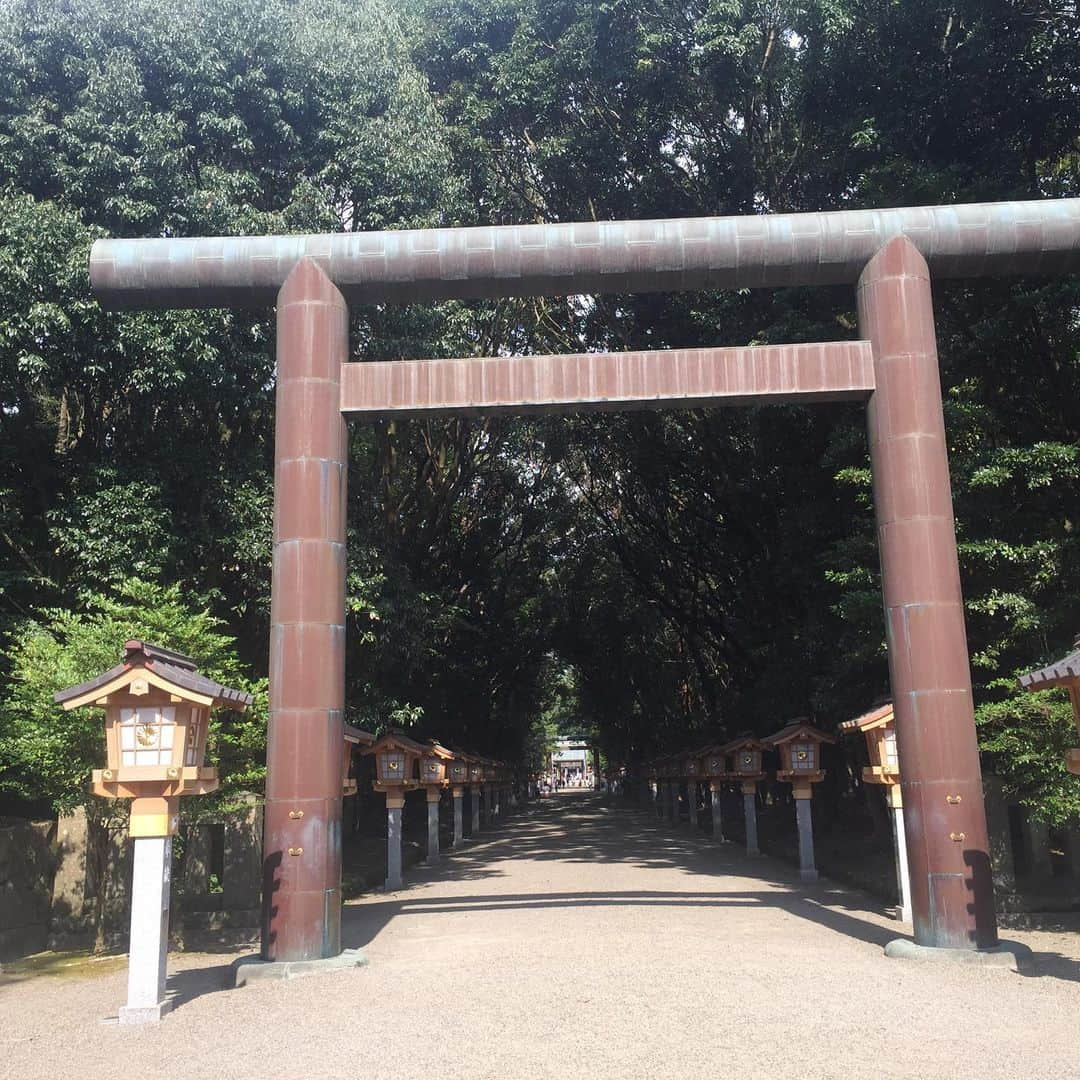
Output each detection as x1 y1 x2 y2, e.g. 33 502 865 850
0 820 54 961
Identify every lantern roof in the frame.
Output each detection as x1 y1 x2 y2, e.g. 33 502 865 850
361 731 427 757
694 743 727 757
344 723 376 746
839 702 893 735
1018 637 1080 691
764 718 837 747
424 740 455 760
682 744 713 758
715 735 766 754
54 640 253 712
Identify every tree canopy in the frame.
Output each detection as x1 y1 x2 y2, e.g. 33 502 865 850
0 0 1078 824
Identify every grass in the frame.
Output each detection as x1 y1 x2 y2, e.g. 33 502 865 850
0 949 127 982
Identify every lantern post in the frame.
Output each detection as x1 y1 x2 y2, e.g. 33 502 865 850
721 737 767 856
841 702 911 923
470 760 484 834
447 753 471 847
647 762 661 817
703 748 729 842
363 733 424 891
683 751 705 830
55 641 252 1024
656 758 673 822
765 720 837 882
419 741 453 865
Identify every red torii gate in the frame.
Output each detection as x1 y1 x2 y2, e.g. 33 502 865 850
90 198 1080 962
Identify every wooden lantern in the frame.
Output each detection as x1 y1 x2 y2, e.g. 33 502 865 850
343 723 376 797
841 701 912 922
764 719 836 797
362 732 426 789
1019 637 1080 775
469 758 486 784
54 640 252 837
683 751 705 781
839 702 899 790
420 740 454 786
447 752 471 786
720 736 767 783
703 747 728 780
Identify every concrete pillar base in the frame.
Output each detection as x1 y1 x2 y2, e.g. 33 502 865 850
232 948 368 988
118 1000 172 1025
799 868 819 882
884 938 1032 973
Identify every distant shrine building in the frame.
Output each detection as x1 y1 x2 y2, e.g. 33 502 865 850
549 738 596 784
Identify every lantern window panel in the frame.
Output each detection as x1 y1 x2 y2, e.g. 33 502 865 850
186 710 203 766
381 752 406 779
120 707 176 767
883 729 899 771
740 753 756 771
791 742 816 770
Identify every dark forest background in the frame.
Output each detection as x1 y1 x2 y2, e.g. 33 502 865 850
0 0 1078 825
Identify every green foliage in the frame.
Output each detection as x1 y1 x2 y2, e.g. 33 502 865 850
0 0 1078 826
977 686 1080 827
0 580 267 814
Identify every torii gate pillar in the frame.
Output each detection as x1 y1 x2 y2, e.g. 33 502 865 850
859 237 997 950
262 259 348 962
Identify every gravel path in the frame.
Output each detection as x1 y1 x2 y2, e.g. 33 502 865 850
3 791 1079 1080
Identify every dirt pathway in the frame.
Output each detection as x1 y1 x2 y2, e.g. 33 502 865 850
3 792 1079 1080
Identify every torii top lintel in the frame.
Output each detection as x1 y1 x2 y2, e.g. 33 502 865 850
89 198 1080 309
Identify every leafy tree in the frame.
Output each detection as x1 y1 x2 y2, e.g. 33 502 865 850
0 579 266 815
1 0 1079 836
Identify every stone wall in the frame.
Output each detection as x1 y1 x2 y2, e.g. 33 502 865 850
0 801 265 959
175 798 262 944
0 819 55 961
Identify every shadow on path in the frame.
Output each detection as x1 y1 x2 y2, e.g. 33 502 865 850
168 791 1080 1013
342 791 903 953
341 791 1080 985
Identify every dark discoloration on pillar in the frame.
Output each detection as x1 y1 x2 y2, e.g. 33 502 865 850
262 258 348 962
859 236 998 950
